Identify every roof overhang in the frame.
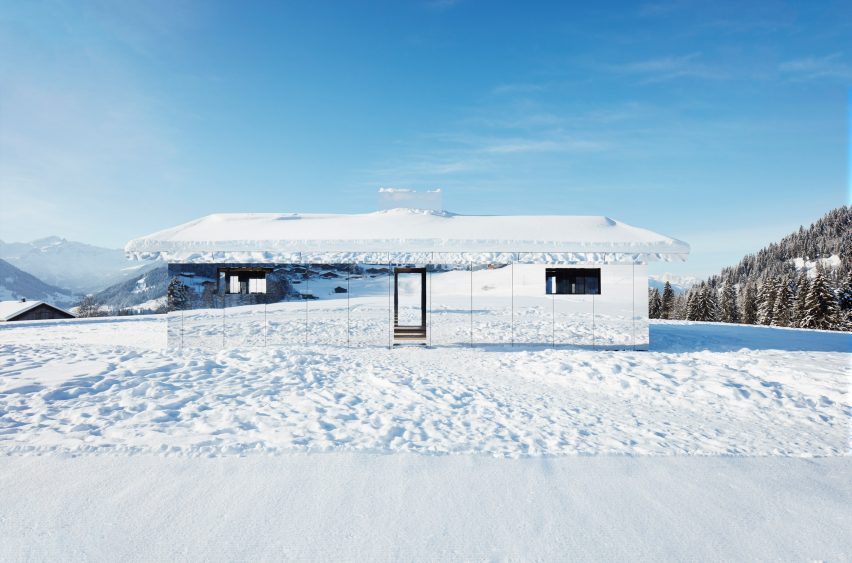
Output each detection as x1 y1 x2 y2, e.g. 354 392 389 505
126 209 690 265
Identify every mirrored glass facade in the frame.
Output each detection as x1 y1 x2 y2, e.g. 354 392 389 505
166 260 650 350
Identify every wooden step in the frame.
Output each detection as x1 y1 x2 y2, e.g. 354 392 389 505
394 326 427 340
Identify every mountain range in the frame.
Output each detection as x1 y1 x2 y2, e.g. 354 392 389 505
0 237 164 313
0 237 158 295
0 258 76 307
89 266 169 313
648 273 698 294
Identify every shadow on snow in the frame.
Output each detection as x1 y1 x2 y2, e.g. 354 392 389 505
650 321 851 354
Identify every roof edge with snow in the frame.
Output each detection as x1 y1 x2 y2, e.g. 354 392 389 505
0 300 76 321
126 209 690 264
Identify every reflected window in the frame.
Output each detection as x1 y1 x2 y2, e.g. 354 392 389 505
222 269 268 294
545 268 601 295
248 277 266 294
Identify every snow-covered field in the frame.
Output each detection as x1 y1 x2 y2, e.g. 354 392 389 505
1 454 849 561
0 314 848 456
0 314 850 560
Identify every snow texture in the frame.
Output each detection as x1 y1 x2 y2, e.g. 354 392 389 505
0 314 848 458
1 309 850 560
124 209 690 263
790 254 842 277
0 454 849 561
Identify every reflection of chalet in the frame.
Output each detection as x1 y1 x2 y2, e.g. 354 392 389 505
0 299 75 322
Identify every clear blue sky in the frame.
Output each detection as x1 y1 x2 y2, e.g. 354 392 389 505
1 0 849 277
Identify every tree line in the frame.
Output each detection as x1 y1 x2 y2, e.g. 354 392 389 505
649 205 852 331
650 269 851 330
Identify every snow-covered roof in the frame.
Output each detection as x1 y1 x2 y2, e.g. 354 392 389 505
125 209 690 264
0 300 74 321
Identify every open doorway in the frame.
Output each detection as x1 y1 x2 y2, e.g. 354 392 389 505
393 267 427 345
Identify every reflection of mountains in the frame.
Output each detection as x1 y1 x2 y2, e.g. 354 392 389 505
170 263 399 308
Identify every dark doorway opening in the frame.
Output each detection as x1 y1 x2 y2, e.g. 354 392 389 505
393 267 427 345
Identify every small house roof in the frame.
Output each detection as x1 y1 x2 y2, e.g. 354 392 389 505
125 209 690 263
0 300 75 321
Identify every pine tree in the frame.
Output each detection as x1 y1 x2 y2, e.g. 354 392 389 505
719 281 738 323
739 282 758 325
167 278 190 311
670 293 688 320
685 288 697 320
678 293 690 320
757 276 778 325
75 295 102 318
660 281 675 320
800 271 841 330
837 270 852 329
771 276 794 327
648 288 662 319
792 272 810 328
676 206 849 331
686 284 718 322
704 284 719 321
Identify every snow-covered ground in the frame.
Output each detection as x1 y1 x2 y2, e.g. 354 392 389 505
0 315 848 456
0 314 849 559
790 253 842 277
1 454 849 561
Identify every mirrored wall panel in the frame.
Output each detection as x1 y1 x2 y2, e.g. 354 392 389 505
166 260 650 350
471 262 513 345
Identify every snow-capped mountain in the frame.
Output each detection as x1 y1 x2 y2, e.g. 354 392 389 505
88 265 169 313
0 258 75 306
0 237 158 294
648 273 698 294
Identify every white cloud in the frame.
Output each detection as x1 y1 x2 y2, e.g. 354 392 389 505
609 53 726 82
491 83 546 95
423 0 461 10
481 138 605 154
778 53 852 81
358 129 610 189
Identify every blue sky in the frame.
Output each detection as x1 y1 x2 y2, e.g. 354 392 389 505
0 0 849 277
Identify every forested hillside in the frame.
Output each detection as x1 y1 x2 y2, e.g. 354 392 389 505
650 206 851 331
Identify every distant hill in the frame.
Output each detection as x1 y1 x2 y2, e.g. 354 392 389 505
0 236 158 294
87 265 169 314
0 258 75 307
708 206 850 287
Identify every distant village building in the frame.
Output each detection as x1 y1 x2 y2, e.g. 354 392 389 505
0 299 76 322
127 192 689 350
